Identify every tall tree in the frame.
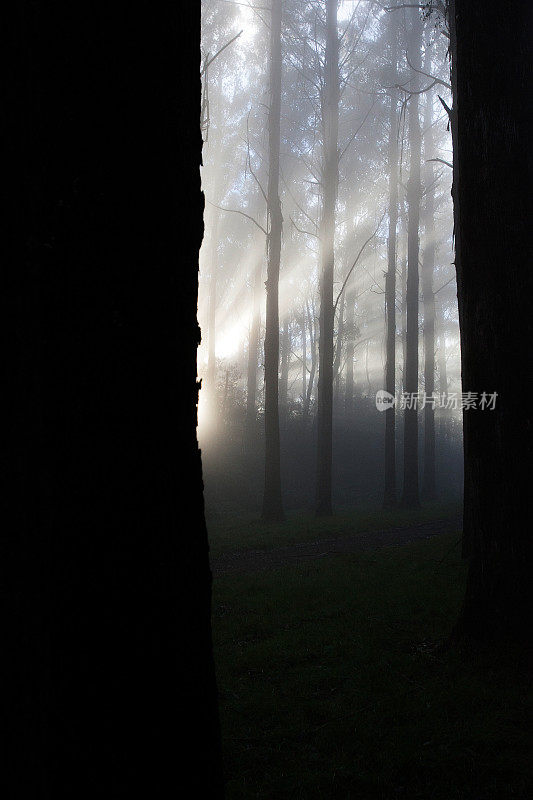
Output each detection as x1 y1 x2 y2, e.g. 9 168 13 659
344 283 356 417
316 0 339 516
7 1 223 794
453 0 533 643
421 76 437 499
384 15 399 508
262 0 285 520
402 8 422 508
246 249 262 435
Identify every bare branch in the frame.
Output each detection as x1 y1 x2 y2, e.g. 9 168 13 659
207 200 268 237
334 214 385 311
427 157 453 169
290 216 319 239
201 30 243 75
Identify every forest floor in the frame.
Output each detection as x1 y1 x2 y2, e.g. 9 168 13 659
211 516 461 576
207 501 461 559
212 528 532 799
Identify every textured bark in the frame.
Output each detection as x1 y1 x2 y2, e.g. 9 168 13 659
316 0 339 516
402 9 422 508
384 16 399 509
6 2 223 795
262 0 284 521
421 82 436 500
454 0 533 644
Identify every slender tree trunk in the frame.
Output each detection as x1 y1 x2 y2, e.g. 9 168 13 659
262 0 284 521
301 308 307 409
316 0 339 516
280 315 290 419
402 8 422 508
333 292 345 406
453 0 533 644
421 78 436 500
384 17 399 508
344 285 355 417
304 302 317 417
246 251 262 434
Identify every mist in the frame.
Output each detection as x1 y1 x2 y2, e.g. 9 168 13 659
199 0 462 517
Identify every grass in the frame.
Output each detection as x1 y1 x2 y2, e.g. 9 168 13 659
212 533 532 799
206 501 461 557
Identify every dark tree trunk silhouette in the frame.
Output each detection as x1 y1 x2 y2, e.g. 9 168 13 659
421 82 437 500
316 0 339 516
262 0 284 521
280 315 290 418
402 9 422 508
384 16 399 509
344 285 356 417
246 251 262 434
301 308 307 408
453 0 533 644
7 2 223 795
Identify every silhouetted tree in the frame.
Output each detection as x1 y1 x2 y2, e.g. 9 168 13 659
384 14 399 508
316 0 339 516
453 0 533 644
402 8 422 508
262 0 285 520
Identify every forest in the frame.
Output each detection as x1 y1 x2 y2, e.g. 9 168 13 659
199 0 462 518
5 1 530 798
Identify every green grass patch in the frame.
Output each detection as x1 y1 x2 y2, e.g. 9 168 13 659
207 502 460 557
213 534 532 799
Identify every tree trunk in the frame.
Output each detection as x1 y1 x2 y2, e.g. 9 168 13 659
262 0 284 521
280 315 290 419
402 8 422 508
344 285 356 418
384 15 399 508
421 74 436 500
246 251 262 434
316 0 339 516
453 0 533 644
301 308 307 408
7 2 223 794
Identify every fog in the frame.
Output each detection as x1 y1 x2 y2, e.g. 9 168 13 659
199 0 463 516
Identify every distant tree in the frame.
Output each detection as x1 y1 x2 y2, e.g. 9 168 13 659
402 8 422 508
316 0 339 516
262 0 285 521
383 13 400 508
421 72 437 500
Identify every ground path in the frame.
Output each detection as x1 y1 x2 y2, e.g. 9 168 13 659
212 516 462 576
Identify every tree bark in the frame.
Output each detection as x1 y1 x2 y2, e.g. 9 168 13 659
402 8 422 508
262 0 284 521
6 1 223 794
453 0 533 644
316 0 339 516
